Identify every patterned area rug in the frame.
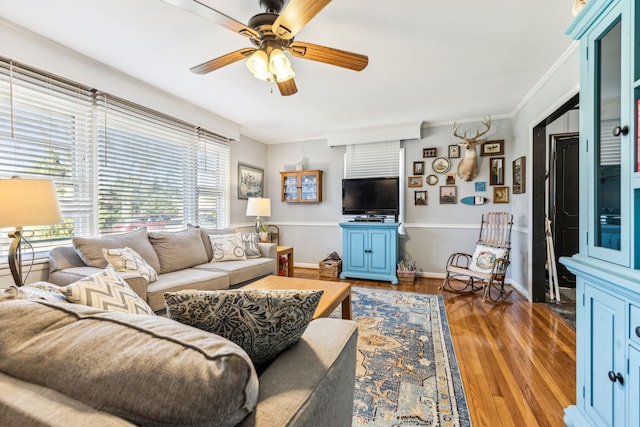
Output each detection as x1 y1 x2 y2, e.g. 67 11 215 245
334 287 471 426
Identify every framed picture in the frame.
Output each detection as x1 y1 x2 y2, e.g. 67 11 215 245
448 144 460 158
237 162 264 199
408 176 422 187
423 147 437 158
493 186 509 203
513 156 526 194
446 174 456 185
481 140 505 156
426 174 439 185
489 157 505 185
439 185 457 204
414 190 427 206
413 161 425 175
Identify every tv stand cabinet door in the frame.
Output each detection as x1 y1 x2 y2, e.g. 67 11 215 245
342 228 368 273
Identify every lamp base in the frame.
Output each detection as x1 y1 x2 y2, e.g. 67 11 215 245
7 228 24 286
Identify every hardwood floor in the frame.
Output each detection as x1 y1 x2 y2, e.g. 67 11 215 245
294 268 576 427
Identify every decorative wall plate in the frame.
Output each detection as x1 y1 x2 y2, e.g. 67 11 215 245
432 157 450 174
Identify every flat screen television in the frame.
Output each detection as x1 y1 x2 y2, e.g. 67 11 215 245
342 176 400 218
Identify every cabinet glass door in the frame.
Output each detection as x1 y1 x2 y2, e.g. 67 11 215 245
594 18 623 253
283 175 298 201
300 173 317 201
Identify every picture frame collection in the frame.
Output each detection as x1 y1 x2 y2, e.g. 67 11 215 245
409 139 524 205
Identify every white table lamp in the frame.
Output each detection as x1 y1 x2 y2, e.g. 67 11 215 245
246 197 271 233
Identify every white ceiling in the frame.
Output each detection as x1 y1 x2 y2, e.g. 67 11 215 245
0 0 576 143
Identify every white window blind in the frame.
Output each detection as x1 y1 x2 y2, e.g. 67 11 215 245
0 59 93 257
96 94 230 233
196 129 230 227
344 140 400 178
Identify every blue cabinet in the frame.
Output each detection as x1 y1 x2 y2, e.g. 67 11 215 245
339 222 399 284
562 0 640 425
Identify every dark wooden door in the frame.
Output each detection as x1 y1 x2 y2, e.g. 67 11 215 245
552 133 579 288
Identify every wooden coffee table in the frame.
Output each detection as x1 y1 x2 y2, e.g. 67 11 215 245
244 275 352 320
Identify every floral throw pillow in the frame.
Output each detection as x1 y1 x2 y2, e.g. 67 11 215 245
468 244 507 274
61 267 155 315
102 247 158 283
164 289 323 368
209 233 247 262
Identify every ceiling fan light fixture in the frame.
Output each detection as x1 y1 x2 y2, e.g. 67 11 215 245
246 49 272 81
269 48 295 82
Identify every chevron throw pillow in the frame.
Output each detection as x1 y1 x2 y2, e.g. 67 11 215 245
61 267 155 315
102 247 158 283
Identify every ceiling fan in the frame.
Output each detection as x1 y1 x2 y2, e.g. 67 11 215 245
163 0 369 96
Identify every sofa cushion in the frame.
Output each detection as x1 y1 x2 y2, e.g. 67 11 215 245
0 371 137 427
194 257 276 286
209 233 247 262
146 268 229 312
102 247 158 283
148 228 208 273
197 227 237 261
164 289 323 368
0 299 259 427
72 228 161 273
242 233 261 258
60 267 155 316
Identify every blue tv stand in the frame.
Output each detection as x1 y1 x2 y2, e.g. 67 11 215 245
339 222 399 284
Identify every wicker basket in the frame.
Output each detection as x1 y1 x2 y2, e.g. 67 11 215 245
319 259 342 279
397 270 416 285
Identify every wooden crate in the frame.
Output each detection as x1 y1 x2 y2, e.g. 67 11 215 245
319 259 342 279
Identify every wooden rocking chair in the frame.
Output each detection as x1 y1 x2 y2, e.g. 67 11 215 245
440 212 513 303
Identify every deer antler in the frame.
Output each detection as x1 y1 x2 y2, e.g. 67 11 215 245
473 115 492 142
452 115 492 144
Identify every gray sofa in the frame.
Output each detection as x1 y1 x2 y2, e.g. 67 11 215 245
47 227 277 311
0 296 358 427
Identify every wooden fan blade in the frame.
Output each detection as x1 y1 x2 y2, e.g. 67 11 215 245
277 78 298 96
190 48 255 74
162 0 259 39
288 42 368 71
272 0 332 40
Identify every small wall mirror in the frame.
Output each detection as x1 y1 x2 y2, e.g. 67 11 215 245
426 174 438 185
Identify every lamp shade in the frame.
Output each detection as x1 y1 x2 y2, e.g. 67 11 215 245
246 197 271 218
0 178 63 227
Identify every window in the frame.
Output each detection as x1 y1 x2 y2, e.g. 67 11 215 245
0 57 230 261
0 60 93 258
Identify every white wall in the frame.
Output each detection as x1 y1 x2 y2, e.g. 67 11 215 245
510 43 580 297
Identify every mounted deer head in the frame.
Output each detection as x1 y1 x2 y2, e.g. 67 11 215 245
453 115 492 182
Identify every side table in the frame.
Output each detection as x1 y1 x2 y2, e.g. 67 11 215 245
276 246 294 277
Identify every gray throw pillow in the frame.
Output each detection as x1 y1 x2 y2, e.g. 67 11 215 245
242 233 261 258
72 227 161 273
148 228 208 273
0 299 258 427
164 289 323 368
